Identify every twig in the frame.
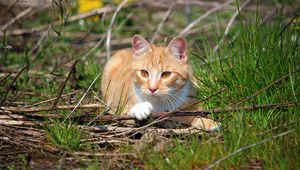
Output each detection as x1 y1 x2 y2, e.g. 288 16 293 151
0 73 11 83
0 6 114 36
81 36 105 60
53 59 79 106
0 119 36 126
73 151 136 157
214 0 251 51
25 90 82 107
85 101 298 122
259 119 300 135
1 100 297 126
0 65 28 107
275 15 298 41
106 0 129 60
150 4 174 43
204 129 295 170
0 125 59 153
81 125 204 136
180 0 234 36
234 68 300 106
2 101 297 122
183 88 227 110
0 7 33 31
146 127 204 135
30 31 48 55
1 103 103 113
62 72 102 123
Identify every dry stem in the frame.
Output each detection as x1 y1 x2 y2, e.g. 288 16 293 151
204 129 296 170
180 0 234 36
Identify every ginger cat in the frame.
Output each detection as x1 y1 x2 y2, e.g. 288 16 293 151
101 35 220 131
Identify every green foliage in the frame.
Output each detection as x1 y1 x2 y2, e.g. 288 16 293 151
140 12 300 170
45 121 83 151
1 0 299 169
76 58 102 89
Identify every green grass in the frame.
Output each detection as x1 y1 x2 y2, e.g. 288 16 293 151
138 11 300 170
45 121 83 151
0 1 299 169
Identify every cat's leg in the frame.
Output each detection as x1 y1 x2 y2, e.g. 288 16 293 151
167 116 221 131
191 117 221 131
129 101 153 120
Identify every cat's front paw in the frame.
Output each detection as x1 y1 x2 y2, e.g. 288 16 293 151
130 102 153 120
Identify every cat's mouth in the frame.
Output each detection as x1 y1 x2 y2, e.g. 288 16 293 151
144 91 167 97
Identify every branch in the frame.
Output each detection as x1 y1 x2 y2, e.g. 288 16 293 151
1 65 29 106
85 101 298 122
53 59 79 106
0 6 114 36
214 0 251 51
26 90 82 107
73 151 136 157
180 0 234 36
150 4 174 43
234 68 300 106
1 7 33 31
62 72 102 123
2 101 297 122
0 103 103 112
106 0 129 60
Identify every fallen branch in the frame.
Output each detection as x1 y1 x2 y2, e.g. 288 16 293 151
85 101 298 122
0 125 59 153
1 101 297 122
0 103 103 112
73 151 136 157
0 119 36 126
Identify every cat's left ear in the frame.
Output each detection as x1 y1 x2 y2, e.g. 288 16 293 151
132 34 152 57
166 36 188 63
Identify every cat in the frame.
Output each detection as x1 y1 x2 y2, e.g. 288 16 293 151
101 35 220 131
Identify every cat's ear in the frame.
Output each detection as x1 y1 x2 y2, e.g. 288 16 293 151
132 34 152 56
166 36 187 63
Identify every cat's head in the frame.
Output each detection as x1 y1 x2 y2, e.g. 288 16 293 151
131 35 192 97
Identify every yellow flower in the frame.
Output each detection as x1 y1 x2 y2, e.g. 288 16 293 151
78 0 103 22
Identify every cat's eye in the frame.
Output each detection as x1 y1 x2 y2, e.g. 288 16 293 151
140 70 149 78
161 71 171 79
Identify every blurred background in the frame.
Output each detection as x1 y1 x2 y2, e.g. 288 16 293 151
0 0 299 169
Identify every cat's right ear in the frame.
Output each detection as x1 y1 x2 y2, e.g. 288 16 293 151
132 35 152 57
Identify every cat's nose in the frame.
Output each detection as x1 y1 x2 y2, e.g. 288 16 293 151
149 88 158 93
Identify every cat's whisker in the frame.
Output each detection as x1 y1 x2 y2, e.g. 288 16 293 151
164 96 173 111
161 97 168 111
169 93 186 103
165 95 177 110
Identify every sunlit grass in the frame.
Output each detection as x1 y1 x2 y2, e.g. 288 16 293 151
45 121 83 151
139 11 300 169
0 1 299 169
